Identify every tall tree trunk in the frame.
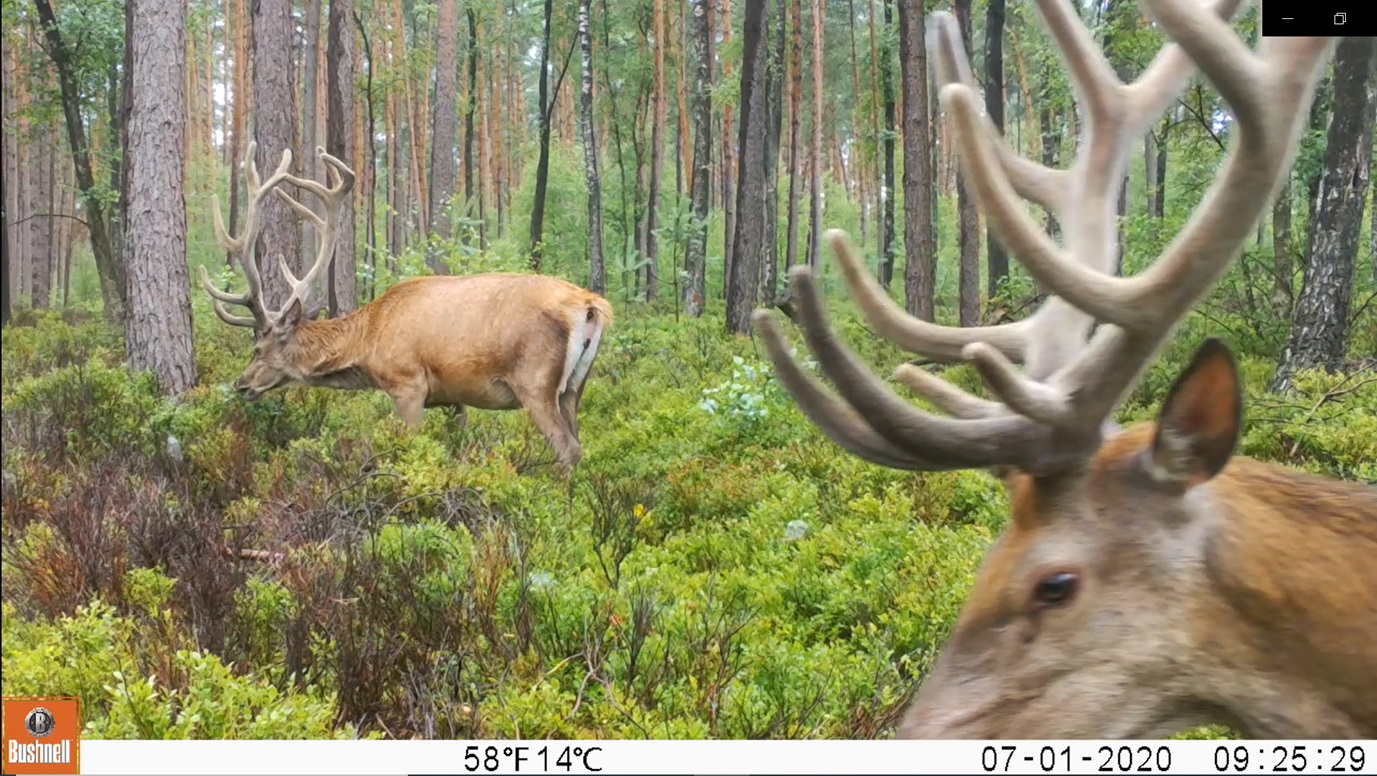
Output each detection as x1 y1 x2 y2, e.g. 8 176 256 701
725 0 769 334
1273 179 1293 313
529 0 555 268
878 0 896 289
761 0 785 302
301 0 322 271
953 0 980 325
251 0 300 309
227 0 249 266
355 10 378 297
327 0 357 313
897 0 933 320
1273 37 1377 391
805 0 823 271
427 0 459 269
1153 117 1168 220
32 0 126 323
719 0 736 296
984 0 1007 298
644 0 667 301
847 0 865 247
866 0 882 263
1 113 8 326
785 0 803 272
685 0 713 316
125 0 196 394
577 0 606 294
27 119 52 309
463 9 478 246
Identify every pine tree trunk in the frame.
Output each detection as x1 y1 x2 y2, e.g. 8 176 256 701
953 0 980 325
784 0 803 272
685 0 713 317
644 0 668 301
984 0 1007 298
125 0 196 394
725 0 769 334
427 0 459 263
326 0 357 313
251 0 300 309
897 0 933 320
301 0 322 270
719 0 736 297
761 0 784 303
878 0 896 289
528 0 555 269
464 9 478 246
227 0 249 266
577 0 606 294
1273 37 1377 391
805 0 823 271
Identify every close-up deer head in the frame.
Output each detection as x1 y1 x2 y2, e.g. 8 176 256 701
755 0 1374 739
197 141 356 400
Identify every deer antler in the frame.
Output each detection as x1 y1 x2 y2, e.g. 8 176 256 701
755 0 1335 476
271 147 356 317
198 140 296 331
198 143 356 329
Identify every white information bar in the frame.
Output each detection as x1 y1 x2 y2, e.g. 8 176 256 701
78 739 1373 775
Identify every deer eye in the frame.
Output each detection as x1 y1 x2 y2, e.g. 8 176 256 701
1032 571 1080 610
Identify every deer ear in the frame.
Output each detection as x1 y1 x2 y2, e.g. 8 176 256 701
278 298 305 332
1149 338 1242 489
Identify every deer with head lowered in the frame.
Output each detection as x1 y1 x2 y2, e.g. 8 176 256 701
199 144 612 473
755 0 1376 739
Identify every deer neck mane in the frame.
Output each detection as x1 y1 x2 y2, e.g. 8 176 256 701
293 308 377 391
1190 460 1377 736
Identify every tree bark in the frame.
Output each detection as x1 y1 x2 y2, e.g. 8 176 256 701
878 0 896 289
761 0 785 302
251 0 299 309
326 0 357 313
1273 36 1377 391
125 0 196 394
984 0 1007 298
27 117 52 309
32 0 126 323
528 0 556 269
725 0 769 335
463 9 478 246
684 0 712 316
301 0 322 272
953 0 980 325
785 0 803 273
719 0 736 296
804 0 824 271
427 0 459 263
642 0 667 301
577 0 606 294
897 0 934 321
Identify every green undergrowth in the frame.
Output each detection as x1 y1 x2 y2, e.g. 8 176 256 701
1 300 1373 740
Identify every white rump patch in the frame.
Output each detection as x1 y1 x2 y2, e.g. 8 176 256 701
561 309 605 395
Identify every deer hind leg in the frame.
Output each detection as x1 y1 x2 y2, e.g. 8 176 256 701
387 382 429 428
520 390 581 473
558 382 585 443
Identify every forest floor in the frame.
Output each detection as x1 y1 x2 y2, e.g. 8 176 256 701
1 301 1373 739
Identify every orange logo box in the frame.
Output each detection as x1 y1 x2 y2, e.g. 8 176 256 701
2 697 81 775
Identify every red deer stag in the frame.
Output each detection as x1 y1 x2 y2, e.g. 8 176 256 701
198 144 612 473
755 0 1375 739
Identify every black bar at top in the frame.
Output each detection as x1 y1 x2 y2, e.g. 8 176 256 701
1261 2 1376 37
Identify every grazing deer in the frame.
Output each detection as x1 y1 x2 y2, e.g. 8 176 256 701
755 0 1376 739
198 144 612 473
